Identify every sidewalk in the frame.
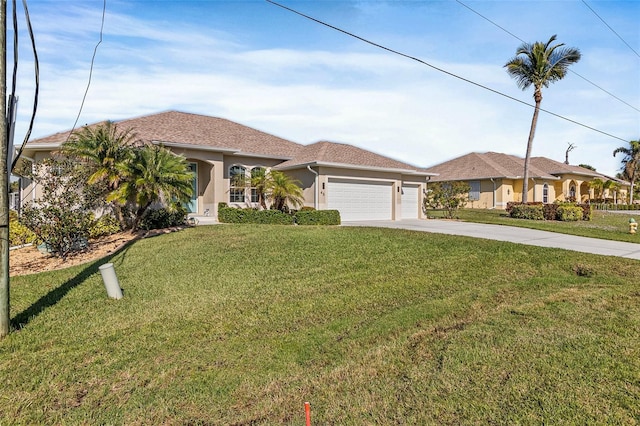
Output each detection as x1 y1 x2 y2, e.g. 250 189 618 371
342 219 640 260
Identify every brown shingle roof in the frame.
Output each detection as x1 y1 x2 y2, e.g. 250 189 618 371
529 157 601 177
425 151 630 184
424 152 558 181
27 111 303 159
275 141 432 174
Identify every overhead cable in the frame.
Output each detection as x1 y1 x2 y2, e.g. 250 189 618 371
266 0 630 143
581 0 640 59
66 0 107 142
455 0 640 114
10 0 41 172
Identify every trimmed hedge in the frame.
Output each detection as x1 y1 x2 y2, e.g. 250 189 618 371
509 202 591 221
592 203 640 211
557 205 583 221
218 205 294 224
294 209 341 225
218 203 340 225
509 204 544 220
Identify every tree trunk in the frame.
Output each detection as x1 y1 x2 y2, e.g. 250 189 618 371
522 90 542 204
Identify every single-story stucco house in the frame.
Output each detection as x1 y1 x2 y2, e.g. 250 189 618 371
423 151 630 209
15 110 436 221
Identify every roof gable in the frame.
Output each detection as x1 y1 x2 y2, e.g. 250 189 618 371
425 152 556 181
27 111 304 159
275 141 431 174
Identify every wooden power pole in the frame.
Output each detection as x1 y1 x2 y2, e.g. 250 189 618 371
0 0 9 338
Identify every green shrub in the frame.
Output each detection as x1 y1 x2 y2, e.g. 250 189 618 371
299 206 316 212
218 206 294 224
509 204 544 220
138 207 187 230
89 214 122 238
294 210 341 225
9 219 37 247
557 205 583 221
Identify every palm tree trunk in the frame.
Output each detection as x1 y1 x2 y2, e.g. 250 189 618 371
522 93 542 204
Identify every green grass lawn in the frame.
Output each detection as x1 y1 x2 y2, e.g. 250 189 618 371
428 208 640 243
2 225 639 424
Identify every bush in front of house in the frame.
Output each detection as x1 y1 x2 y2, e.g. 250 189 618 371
9 212 37 247
218 204 294 224
138 206 187 230
543 203 558 221
88 214 122 238
218 203 340 225
557 204 584 221
294 209 341 225
509 203 544 220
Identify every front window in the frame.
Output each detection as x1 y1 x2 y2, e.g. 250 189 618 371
229 165 246 203
250 167 266 203
469 181 480 201
543 183 549 203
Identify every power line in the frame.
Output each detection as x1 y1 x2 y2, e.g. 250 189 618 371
66 0 107 142
582 0 640 59
266 0 630 143
455 0 640 114
10 0 40 171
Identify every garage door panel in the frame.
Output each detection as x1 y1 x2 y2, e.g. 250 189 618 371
401 185 420 219
328 179 392 221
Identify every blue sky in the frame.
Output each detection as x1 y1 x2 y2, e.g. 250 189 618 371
10 0 640 176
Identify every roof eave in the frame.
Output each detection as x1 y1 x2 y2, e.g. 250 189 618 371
152 141 296 160
276 161 436 176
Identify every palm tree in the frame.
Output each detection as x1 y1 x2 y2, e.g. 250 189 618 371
613 140 640 204
61 122 135 192
109 145 194 230
505 35 581 203
61 122 136 225
265 170 304 212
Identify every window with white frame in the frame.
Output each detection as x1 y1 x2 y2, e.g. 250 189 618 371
229 165 246 203
250 167 266 203
543 183 549 203
469 181 480 201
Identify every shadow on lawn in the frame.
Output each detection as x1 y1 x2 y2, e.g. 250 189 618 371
11 238 138 331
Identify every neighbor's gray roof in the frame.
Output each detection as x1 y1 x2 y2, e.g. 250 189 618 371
26 111 304 159
275 141 434 175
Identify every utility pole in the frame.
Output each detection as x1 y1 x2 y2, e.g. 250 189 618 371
0 0 9 338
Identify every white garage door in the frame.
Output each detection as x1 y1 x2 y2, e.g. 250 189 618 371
328 179 393 221
401 185 420 219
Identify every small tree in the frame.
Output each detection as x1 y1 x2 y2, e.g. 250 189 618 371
423 181 471 219
109 145 193 231
21 158 99 258
265 171 304 212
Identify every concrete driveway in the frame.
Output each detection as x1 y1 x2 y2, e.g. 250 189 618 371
342 219 640 260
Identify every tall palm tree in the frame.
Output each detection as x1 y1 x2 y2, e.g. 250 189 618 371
265 170 304 212
505 35 581 203
109 145 193 230
613 140 640 204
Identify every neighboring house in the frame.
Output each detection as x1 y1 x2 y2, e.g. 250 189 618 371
15 111 435 221
423 152 629 209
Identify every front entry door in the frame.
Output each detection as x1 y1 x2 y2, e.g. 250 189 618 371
186 163 198 213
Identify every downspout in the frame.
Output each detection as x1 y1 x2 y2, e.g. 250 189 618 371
490 178 496 209
307 165 319 210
